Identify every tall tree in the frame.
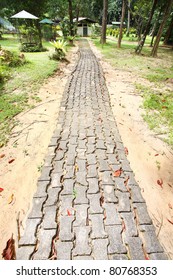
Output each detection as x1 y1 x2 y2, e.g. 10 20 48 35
151 0 173 57
135 0 158 54
100 0 108 44
117 0 126 48
163 14 173 45
67 0 74 36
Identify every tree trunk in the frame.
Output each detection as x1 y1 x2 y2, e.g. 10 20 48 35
163 14 173 45
151 0 173 57
68 0 74 36
35 21 43 48
117 0 126 48
135 0 158 54
126 0 131 36
75 0 81 35
100 0 108 44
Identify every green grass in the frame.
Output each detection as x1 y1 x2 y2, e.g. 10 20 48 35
137 84 173 145
0 93 29 147
92 37 173 146
0 34 64 147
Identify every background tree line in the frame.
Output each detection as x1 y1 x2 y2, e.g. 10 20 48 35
0 0 173 56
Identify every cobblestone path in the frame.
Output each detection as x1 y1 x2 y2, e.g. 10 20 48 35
16 40 167 260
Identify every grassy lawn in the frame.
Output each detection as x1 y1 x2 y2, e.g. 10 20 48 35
0 34 63 147
92 37 173 146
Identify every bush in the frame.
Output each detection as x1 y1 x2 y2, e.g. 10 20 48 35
20 43 47 53
49 39 67 60
0 65 9 83
0 47 26 67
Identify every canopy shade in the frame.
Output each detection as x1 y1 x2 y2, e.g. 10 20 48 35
39 18 54 24
11 10 38 19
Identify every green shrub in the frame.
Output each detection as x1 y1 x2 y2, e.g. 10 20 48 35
49 39 67 60
20 43 47 53
0 47 26 67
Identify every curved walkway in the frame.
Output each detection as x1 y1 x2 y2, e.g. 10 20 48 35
16 40 167 260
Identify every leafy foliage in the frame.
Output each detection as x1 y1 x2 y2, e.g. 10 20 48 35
49 39 67 60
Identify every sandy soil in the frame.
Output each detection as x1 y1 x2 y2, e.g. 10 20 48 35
89 40 173 259
0 40 173 260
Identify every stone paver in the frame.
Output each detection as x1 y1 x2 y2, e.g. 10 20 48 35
16 39 167 260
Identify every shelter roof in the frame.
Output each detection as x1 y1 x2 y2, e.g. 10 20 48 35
11 10 38 19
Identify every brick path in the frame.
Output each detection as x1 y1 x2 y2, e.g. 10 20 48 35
16 40 167 260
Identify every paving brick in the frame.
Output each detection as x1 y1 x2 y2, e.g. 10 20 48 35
56 241 73 260
116 191 131 212
101 171 114 185
107 154 119 166
61 179 74 195
60 195 74 216
120 212 138 237
66 153 76 166
73 256 94 260
54 160 64 173
130 185 145 203
98 159 110 172
19 218 41 246
103 185 118 203
86 144 96 154
28 197 45 218
134 203 152 225
44 187 61 207
87 165 98 178
59 216 74 241
42 205 57 229
87 178 100 194
109 254 128 260
86 154 97 165
114 177 128 192
33 181 48 198
74 184 88 205
120 160 133 172
76 171 88 186
124 236 145 260
33 229 56 260
149 253 168 260
92 239 109 260
90 214 107 239
38 166 52 181
106 225 127 254
88 193 103 214
140 225 164 253
96 139 106 150
104 203 121 225
51 172 63 187
74 204 89 227
73 227 91 256
48 137 59 147
76 159 86 172
64 165 75 179
44 155 53 167
16 246 35 260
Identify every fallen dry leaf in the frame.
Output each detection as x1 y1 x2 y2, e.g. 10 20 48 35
154 154 159 157
8 194 14 204
113 168 122 177
168 203 173 210
0 154 5 159
0 187 4 192
157 179 163 188
124 147 129 155
8 158 15 164
2 235 16 260
167 218 173 225
67 209 72 216
168 183 173 188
